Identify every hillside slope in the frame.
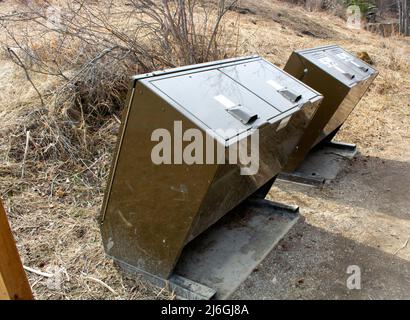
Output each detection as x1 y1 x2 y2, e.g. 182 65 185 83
0 0 409 299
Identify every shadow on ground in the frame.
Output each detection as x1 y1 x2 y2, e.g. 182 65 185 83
279 154 410 221
232 219 410 299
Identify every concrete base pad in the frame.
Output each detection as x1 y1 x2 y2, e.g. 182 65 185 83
278 141 357 186
116 199 299 300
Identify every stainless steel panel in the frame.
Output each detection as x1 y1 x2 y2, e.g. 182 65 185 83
284 45 378 172
100 56 322 279
327 46 377 81
150 69 280 140
302 49 358 87
219 59 321 112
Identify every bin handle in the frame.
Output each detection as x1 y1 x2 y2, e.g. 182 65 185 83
226 105 258 125
342 71 355 80
350 60 369 73
267 80 302 104
278 89 302 103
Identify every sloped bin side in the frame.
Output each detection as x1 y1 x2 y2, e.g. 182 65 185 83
283 45 378 172
99 56 322 279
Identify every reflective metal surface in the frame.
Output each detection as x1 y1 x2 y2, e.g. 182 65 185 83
100 56 322 279
283 45 378 172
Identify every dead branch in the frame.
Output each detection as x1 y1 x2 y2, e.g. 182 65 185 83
7 48 44 107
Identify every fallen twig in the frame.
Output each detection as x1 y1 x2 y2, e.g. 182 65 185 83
23 265 54 278
394 237 409 255
84 276 118 295
73 154 105 177
21 130 30 178
113 114 121 124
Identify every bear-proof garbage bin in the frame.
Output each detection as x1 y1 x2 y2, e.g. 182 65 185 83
99 56 322 279
283 45 378 172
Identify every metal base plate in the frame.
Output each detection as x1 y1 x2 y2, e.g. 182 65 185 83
278 140 357 186
115 199 299 300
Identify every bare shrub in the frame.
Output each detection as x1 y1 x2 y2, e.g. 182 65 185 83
0 0 239 171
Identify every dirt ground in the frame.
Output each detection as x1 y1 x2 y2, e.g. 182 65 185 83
232 1 410 300
1 0 409 299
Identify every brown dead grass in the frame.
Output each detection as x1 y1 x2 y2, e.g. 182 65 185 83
0 0 409 299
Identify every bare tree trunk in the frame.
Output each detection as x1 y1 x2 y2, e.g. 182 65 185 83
406 0 410 35
399 0 410 35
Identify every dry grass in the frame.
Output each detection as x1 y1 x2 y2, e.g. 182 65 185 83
0 0 240 300
0 0 241 165
0 0 409 299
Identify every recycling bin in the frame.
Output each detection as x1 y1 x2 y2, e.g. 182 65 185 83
100 56 322 279
283 45 378 172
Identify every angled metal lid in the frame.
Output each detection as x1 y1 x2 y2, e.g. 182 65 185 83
297 45 377 87
146 68 281 141
326 46 377 80
219 59 322 112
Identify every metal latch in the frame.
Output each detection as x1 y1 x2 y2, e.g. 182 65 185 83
349 60 369 73
342 72 355 80
319 57 356 80
278 89 302 103
226 105 258 125
266 80 302 104
359 66 369 72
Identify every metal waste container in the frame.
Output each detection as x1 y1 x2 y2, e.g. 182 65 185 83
100 56 322 279
283 45 378 172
